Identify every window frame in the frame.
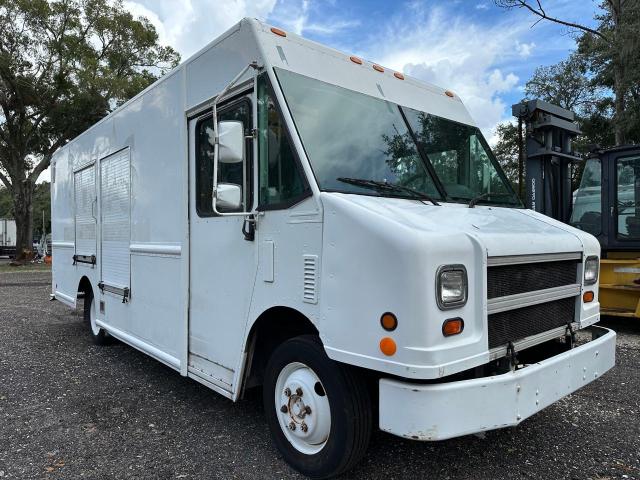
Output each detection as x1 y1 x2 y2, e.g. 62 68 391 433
256 72 312 212
194 95 254 218
614 154 640 242
570 157 603 237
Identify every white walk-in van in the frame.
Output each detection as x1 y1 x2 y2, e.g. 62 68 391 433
51 18 616 478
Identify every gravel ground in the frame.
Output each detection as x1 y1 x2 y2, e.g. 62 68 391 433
1 268 639 479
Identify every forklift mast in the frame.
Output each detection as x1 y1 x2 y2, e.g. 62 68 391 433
512 100 582 223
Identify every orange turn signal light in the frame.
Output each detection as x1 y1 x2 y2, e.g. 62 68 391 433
379 337 397 356
270 27 287 37
583 291 594 303
442 318 464 337
380 312 398 331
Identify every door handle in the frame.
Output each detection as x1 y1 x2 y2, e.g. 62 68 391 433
242 214 256 241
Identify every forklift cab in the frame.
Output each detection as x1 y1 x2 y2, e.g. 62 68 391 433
571 146 640 251
514 99 640 318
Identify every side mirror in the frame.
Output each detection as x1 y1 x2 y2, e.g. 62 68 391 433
215 183 242 210
218 120 244 164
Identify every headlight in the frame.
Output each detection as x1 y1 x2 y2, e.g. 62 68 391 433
436 265 468 309
584 256 599 285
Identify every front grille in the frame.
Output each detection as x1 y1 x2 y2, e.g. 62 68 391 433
487 260 578 299
488 297 576 349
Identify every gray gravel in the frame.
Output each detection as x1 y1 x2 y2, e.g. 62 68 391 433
1 269 639 479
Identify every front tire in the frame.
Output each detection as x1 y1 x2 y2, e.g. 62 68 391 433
83 289 110 345
263 335 372 479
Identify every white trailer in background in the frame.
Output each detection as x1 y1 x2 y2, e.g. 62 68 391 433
0 218 16 257
51 18 616 478
0 218 15 246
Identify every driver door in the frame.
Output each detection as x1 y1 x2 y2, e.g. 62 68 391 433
188 94 257 393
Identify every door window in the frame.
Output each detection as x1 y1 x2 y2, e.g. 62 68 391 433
616 155 640 240
195 98 252 215
257 75 309 208
570 158 602 236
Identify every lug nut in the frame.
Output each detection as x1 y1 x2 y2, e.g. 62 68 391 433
296 387 303 396
280 405 288 413
304 406 312 415
284 387 291 397
288 422 296 431
301 423 308 433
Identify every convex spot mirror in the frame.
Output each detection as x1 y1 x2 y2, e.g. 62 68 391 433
215 183 242 210
218 120 244 164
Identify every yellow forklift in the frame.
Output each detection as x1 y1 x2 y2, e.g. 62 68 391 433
514 100 640 318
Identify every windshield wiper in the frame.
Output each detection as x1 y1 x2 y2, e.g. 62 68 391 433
337 177 440 206
468 192 515 208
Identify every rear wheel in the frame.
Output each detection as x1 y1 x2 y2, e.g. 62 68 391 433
83 289 110 345
263 335 372 479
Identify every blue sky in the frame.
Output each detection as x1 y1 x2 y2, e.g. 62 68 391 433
124 0 600 142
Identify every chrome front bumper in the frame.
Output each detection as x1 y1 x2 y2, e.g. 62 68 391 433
379 326 616 441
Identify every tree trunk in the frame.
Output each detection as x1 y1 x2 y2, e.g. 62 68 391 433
610 0 626 146
613 64 626 145
12 179 34 261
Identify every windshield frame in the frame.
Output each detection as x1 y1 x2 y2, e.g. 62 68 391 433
274 67 522 208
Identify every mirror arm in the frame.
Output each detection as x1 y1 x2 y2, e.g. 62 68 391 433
212 61 261 217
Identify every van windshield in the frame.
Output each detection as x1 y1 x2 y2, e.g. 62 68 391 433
275 68 520 207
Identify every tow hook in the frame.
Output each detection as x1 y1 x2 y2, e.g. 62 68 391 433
565 323 576 348
506 342 518 369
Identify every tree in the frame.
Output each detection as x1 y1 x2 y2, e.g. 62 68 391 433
492 122 520 190
0 0 180 259
495 0 640 145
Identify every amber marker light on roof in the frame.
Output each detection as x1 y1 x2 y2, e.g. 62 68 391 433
445 90 455 98
372 64 384 73
394 72 405 80
270 27 287 37
350 56 363 65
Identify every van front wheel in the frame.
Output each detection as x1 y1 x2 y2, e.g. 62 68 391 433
263 335 372 479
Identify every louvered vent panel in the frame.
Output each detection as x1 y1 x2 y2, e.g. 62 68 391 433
100 148 131 289
303 255 318 304
74 165 96 256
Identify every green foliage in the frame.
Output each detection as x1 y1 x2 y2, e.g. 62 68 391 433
0 0 180 252
0 185 10 217
492 122 519 188
0 183 49 237
32 182 50 238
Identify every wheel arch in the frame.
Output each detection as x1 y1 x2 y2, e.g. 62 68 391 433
241 306 320 394
77 275 93 298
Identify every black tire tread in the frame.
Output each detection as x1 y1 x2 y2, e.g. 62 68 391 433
264 334 372 479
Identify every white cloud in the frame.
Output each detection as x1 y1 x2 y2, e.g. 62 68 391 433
123 0 278 59
516 40 536 58
475 3 489 10
270 0 359 37
362 4 533 142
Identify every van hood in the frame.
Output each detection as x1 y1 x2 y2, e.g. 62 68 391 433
321 193 594 258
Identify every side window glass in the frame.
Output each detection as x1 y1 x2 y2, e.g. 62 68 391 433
570 158 602 236
616 155 640 240
257 75 308 207
196 100 252 215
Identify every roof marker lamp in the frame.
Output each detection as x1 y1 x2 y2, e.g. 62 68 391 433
584 256 599 286
436 265 468 310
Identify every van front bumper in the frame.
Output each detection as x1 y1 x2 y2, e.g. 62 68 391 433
379 326 616 441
